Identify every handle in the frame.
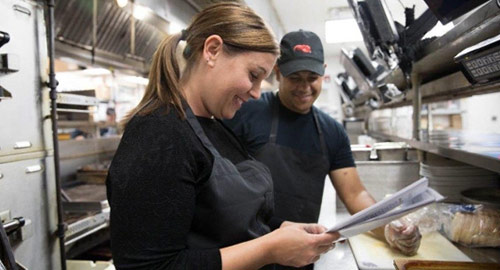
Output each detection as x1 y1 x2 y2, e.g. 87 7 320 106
12 5 31 16
25 165 43 174
13 142 32 150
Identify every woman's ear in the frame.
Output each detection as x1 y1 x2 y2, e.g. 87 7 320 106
203 34 223 67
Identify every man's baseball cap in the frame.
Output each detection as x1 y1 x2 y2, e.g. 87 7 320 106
277 30 325 77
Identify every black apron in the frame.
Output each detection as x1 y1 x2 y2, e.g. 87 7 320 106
184 106 275 250
255 94 330 224
255 95 330 270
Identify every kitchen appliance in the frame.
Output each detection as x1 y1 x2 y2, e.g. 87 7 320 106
455 34 500 84
461 188 500 209
423 0 490 24
0 31 9 48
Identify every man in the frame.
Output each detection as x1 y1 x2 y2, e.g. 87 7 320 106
224 30 421 262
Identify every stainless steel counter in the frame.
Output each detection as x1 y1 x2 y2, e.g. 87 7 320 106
315 240 358 270
315 212 358 270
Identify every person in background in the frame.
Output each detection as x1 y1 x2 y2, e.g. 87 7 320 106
99 107 118 137
224 30 421 269
106 5 339 270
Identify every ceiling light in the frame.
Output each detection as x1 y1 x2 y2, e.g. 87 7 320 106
82 68 112 76
133 5 149 20
169 21 184 35
116 0 128 8
325 19 363 43
122 75 149 85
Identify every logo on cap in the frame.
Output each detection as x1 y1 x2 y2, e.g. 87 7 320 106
293 44 311 54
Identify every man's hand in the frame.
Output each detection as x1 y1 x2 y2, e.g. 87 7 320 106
384 219 422 256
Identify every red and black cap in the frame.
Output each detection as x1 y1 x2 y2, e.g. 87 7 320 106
277 30 325 76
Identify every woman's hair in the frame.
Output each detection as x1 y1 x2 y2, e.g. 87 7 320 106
121 2 279 127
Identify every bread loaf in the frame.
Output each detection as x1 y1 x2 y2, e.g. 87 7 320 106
449 208 500 247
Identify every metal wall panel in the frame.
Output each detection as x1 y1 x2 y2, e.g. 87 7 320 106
0 0 46 157
0 1 61 269
0 157 60 269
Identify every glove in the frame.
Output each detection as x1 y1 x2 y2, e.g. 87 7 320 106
384 219 422 256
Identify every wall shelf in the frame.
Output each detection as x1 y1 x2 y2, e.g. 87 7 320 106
369 130 500 174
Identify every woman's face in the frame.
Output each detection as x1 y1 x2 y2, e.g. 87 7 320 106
201 50 277 119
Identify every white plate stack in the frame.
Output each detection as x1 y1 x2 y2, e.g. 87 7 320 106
420 162 500 202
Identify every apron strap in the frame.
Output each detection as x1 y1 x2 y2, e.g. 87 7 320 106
271 92 328 157
184 106 222 158
269 94 280 144
312 107 327 156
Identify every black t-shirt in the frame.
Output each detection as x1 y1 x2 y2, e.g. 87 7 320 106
224 92 355 172
106 107 249 270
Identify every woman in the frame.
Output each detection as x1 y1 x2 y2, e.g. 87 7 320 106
106 3 339 269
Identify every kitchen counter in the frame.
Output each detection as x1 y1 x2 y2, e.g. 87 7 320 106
315 212 358 270
316 212 500 270
315 240 358 270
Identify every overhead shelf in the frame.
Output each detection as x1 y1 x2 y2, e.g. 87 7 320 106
369 130 500 174
382 71 500 108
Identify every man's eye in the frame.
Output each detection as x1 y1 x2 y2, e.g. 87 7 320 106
250 73 258 81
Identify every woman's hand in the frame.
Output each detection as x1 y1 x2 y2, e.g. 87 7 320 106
384 219 422 256
267 221 340 267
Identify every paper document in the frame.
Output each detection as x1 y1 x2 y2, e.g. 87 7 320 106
328 177 444 239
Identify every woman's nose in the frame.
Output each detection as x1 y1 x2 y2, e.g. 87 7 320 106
249 84 261 100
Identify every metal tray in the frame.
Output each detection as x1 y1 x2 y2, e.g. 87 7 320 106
461 188 500 209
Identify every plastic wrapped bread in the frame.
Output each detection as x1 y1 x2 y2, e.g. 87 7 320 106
448 208 500 247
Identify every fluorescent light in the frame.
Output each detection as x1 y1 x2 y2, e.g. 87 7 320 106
116 0 128 8
133 5 150 20
82 68 112 76
122 75 149 85
169 21 184 35
325 19 363 43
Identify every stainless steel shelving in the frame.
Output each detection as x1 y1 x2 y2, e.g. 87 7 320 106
369 130 500 174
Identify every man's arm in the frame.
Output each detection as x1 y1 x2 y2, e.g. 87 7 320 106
329 167 421 255
329 167 385 240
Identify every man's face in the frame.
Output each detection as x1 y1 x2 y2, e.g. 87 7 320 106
277 69 323 114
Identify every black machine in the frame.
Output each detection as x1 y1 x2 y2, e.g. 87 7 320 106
338 48 403 112
0 31 12 101
423 0 491 24
348 0 492 78
455 34 500 84
348 0 440 77
339 0 494 112
0 31 9 48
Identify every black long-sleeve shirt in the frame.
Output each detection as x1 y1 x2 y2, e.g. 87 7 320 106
106 107 252 269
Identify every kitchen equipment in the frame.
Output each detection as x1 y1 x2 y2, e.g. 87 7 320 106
455 33 500 84
76 162 110 185
0 31 9 48
394 259 500 270
461 188 500 209
420 163 500 202
351 142 416 161
349 231 471 270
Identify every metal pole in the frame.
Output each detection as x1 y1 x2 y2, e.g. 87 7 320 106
411 73 422 140
130 1 135 55
46 1 67 269
92 0 97 64
427 103 433 133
